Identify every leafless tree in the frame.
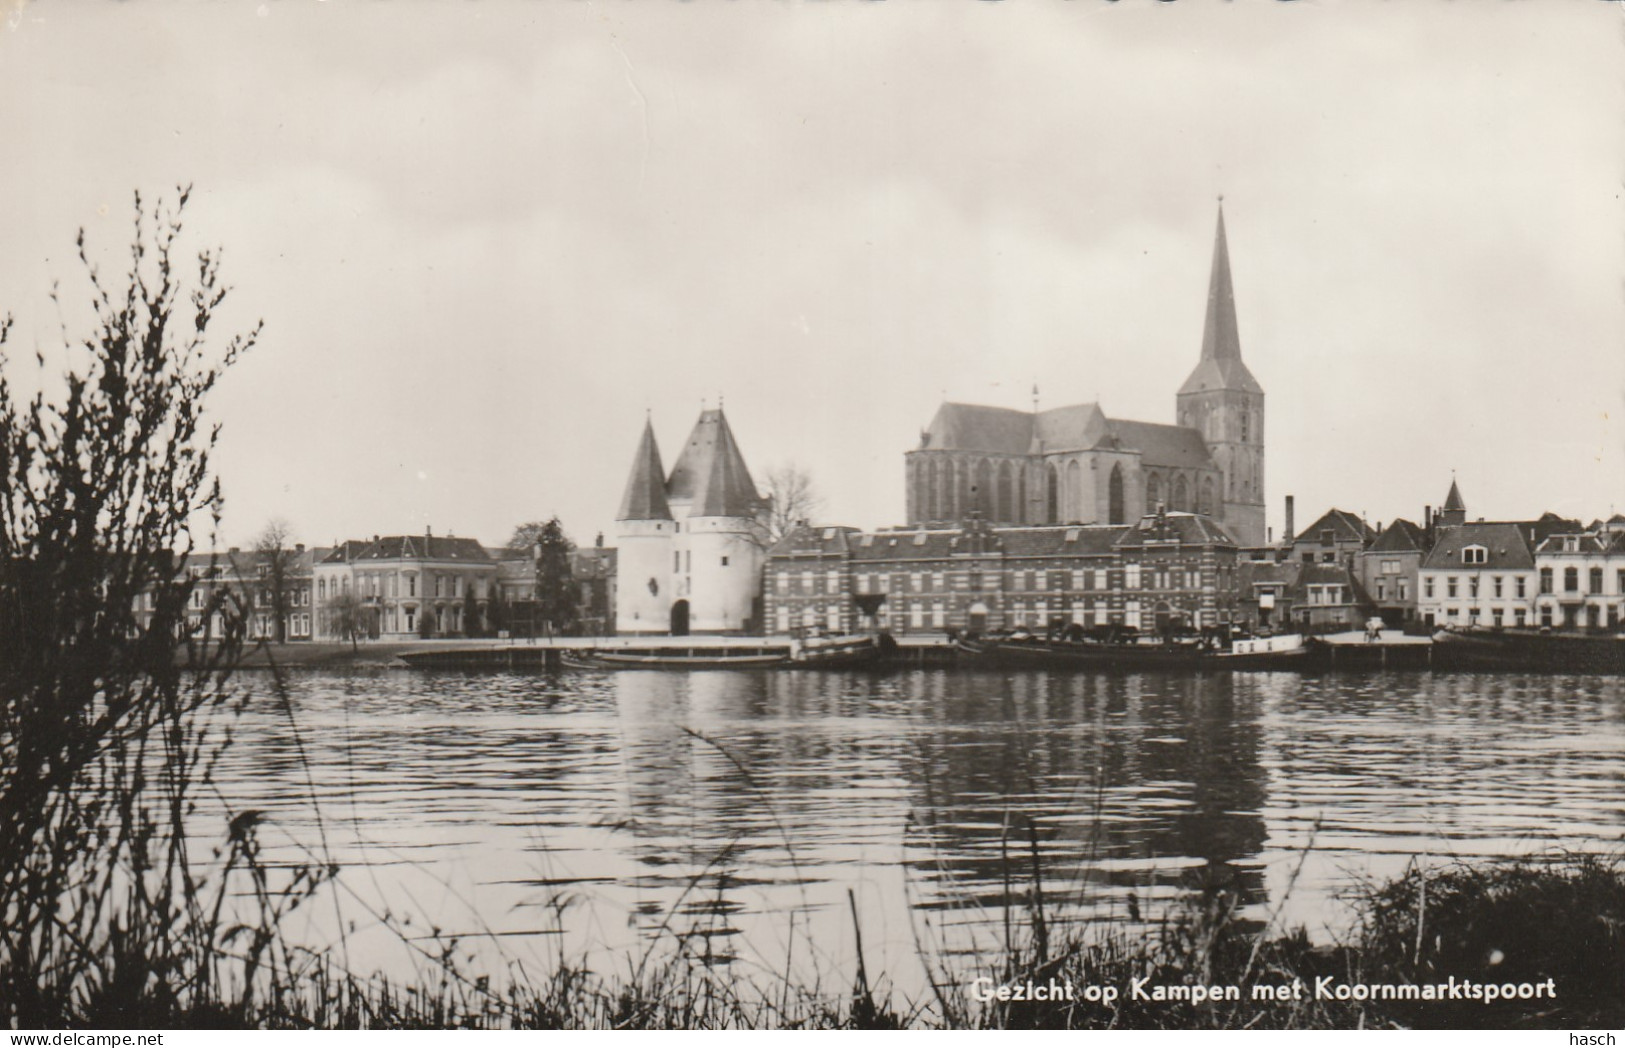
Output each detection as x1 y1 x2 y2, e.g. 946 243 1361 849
763 462 824 545
242 517 299 644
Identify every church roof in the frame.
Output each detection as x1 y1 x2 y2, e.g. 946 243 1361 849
1178 204 1263 396
616 418 672 521
667 408 763 519
921 403 1040 454
919 402 1211 469
1102 419 1215 470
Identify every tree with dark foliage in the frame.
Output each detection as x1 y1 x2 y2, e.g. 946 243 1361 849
532 517 577 638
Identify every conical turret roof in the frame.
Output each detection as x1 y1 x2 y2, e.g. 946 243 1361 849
616 417 672 521
667 407 762 519
1442 478 1465 514
1179 203 1263 396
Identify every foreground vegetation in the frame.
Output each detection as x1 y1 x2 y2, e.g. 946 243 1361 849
3 193 1620 1032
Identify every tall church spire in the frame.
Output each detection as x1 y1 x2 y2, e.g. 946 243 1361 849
1201 202 1241 363
1179 201 1262 396
616 416 672 521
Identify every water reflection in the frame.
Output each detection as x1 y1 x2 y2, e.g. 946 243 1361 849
205 667 1625 992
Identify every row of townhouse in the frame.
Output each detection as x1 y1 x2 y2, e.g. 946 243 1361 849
153 546 318 642
763 509 1241 637
1223 479 1610 635
309 528 618 642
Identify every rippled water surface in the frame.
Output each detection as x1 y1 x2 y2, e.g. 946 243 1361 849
208 668 1625 994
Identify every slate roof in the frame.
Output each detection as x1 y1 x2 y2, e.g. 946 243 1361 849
617 418 672 521
1178 205 1264 397
1421 523 1535 571
1287 562 1372 606
1293 508 1370 547
918 403 1212 469
1114 511 1237 549
347 535 493 564
1366 518 1426 554
1442 479 1466 514
1104 419 1215 470
997 525 1127 557
921 403 1046 454
666 408 763 519
768 525 861 558
319 540 374 565
1533 533 1610 555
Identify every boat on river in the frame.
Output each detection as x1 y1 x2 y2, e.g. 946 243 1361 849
956 635 1208 670
1208 632 1312 669
560 633 883 671
1431 628 1625 674
958 630 1314 671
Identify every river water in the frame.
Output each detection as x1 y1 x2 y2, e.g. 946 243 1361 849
208 667 1625 999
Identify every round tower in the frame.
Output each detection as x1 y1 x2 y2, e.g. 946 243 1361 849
614 418 676 634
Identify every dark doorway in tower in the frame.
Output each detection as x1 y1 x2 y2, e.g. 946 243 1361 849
669 600 690 636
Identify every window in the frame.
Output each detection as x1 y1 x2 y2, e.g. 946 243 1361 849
1539 568 1552 595
1462 546 1487 565
1468 576 1479 598
1072 570 1086 590
1399 580 1409 601
827 571 839 594
1376 581 1387 601
1564 567 1579 593
1589 567 1603 595
721 556 729 567
1095 570 1109 590
933 572 946 592
675 552 681 572
1382 559 1399 574
1514 608 1526 627
1516 576 1527 599
1424 577 1434 599
1492 576 1503 598
1447 577 1458 598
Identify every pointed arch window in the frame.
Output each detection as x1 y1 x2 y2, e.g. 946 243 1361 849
1173 475 1190 513
1046 464 1060 524
1145 473 1162 514
1108 465 1125 525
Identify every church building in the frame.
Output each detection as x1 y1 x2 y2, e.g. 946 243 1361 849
614 406 770 635
904 204 1267 547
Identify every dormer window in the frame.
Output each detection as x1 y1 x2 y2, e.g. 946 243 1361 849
1462 545 1487 565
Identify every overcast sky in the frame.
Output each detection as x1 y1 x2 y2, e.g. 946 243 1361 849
2 2 1621 551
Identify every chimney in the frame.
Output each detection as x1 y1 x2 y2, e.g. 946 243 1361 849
295 543 305 554
1284 496 1295 545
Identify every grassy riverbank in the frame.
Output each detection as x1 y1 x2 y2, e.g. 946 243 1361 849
17 853 1622 1030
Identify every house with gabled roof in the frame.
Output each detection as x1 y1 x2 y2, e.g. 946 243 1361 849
1289 507 1372 566
1357 518 1429 626
1418 522 1537 629
312 529 496 639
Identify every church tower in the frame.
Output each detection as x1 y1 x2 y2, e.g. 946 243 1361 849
1176 202 1266 547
